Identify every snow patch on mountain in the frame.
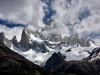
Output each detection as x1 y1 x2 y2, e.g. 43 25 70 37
60 45 96 61
10 38 97 66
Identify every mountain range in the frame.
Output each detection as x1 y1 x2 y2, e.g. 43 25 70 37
0 25 100 75
0 26 97 64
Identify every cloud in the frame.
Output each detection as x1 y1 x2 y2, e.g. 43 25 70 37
94 39 100 46
0 24 23 42
74 13 100 35
0 0 48 41
0 0 47 28
47 0 100 45
51 0 80 25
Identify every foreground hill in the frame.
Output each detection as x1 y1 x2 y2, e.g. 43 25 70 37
0 42 60 75
44 51 100 75
53 59 100 75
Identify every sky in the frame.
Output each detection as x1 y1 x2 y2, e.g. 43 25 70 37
0 0 100 45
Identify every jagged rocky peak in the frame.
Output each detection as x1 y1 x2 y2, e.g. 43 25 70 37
44 52 66 71
20 28 30 51
31 40 49 53
79 36 95 47
25 26 41 39
12 36 17 41
0 32 5 43
4 38 11 48
62 33 95 47
16 28 48 52
11 35 18 47
62 34 77 46
0 32 11 48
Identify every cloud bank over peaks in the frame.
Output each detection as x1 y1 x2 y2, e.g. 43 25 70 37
0 0 48 41
0 24 23 42
41 0 100 45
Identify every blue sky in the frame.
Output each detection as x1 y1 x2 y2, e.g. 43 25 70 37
42 0 55 22
0 19 24 28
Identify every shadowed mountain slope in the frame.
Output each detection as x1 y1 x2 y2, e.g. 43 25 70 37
0 42 60 75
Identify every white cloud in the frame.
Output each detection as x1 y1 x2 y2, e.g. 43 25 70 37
51 0 100 34
0 0 47 28
0 25 23 42
74 13 100 35
94 39 100 46
51 0 80 25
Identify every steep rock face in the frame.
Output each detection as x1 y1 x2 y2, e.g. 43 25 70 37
20 29 30 51
0 32 5 43
11 36 18 47
4 38 11 48
0 32 11 48
44 52 66 71
31 41 48 53
62 33 95 47
19 29 49 53
84 47 100 60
